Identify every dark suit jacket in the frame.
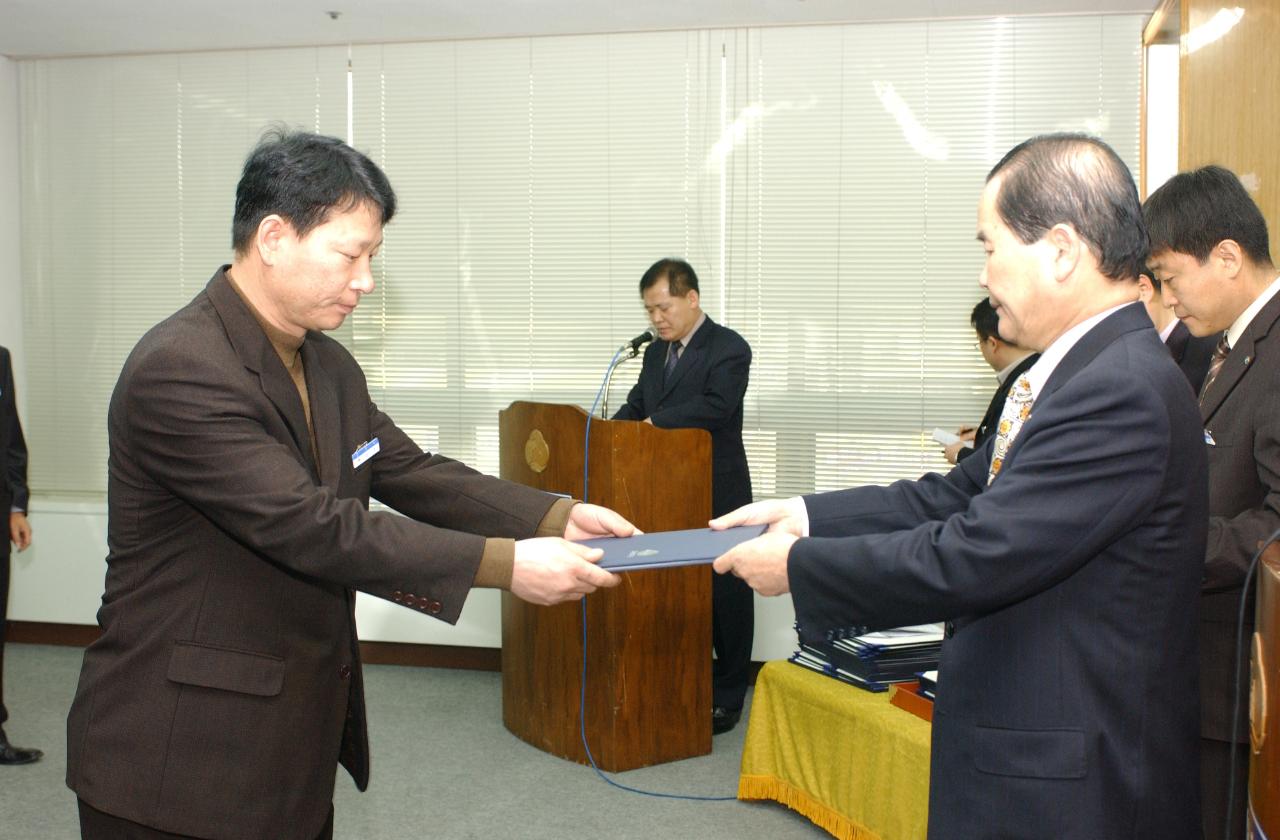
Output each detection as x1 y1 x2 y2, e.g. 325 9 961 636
1198 289 1280 743
788 304 1205 839
1166 319 1217 394
0 346 29 519
66 269 560 840
612 316 752 516
955 352 1039 462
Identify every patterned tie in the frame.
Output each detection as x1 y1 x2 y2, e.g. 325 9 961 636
664 341 682 382
1198 332 1231 404
987 373 1035 485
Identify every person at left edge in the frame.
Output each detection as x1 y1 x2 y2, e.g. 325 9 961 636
612 258 753 735
65 129 633 840
0 345 40 765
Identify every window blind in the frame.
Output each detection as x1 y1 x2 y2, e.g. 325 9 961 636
18 16 1143 501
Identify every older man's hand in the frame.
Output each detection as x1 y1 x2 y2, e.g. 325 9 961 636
712 531 798 596
709 496 808 538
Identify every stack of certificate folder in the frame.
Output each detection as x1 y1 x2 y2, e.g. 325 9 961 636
917 670 937 700
789 624 944 693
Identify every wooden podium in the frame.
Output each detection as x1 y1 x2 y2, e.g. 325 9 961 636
498 401 714 771
1250 542 1280 838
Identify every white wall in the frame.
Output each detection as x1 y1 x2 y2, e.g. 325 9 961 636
0 56 22 386
12 497 799 658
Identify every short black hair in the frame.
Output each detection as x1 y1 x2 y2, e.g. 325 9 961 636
1143 165 1273 266
970 297 1004 343
987 133 1148 283
639 258 700 297
232 127 396 256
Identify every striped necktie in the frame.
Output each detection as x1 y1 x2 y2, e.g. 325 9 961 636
664 341 682 382
987 373 1035 485
1198 332 1231 404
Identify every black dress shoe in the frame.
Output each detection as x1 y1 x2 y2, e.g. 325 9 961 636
0 731 43 765
712 706 742 735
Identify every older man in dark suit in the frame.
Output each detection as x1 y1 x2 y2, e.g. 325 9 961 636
1145 165 1280 840
66 130 635 840
0 345 40 765
613 257 753 734
713 134 1206 839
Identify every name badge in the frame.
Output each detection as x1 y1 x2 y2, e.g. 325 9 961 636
1203 430 1216 446
352 437 380 469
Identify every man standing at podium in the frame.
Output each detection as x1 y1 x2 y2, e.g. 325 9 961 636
613 258 754 735
713 134 1206 839
1144 166 1280 840
66 129 634 840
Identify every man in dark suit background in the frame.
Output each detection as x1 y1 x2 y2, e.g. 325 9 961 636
0 345 40 765
1144 165 1280 840
1137 269 1216 392
612 258 753 735
66 130 635 840
712 134 1206 839
942 297 1038 465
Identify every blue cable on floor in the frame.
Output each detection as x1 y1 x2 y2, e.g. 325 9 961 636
575 349 736 802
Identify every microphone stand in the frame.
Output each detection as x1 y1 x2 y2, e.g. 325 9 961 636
601 347 643 419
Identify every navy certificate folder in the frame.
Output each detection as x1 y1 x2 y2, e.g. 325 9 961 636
581 524 768 572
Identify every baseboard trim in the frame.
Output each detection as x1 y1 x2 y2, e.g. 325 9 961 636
6 620 101 647
359 640 501 671
4 620 764 682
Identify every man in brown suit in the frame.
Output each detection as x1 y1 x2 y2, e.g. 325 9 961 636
1145 165 1280 840
66 130 632 839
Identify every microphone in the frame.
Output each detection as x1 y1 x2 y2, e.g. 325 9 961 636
623 330 654 353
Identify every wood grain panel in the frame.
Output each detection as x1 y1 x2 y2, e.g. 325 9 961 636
1180 1 1280 254
498 401 714 771
1251 543 1280 836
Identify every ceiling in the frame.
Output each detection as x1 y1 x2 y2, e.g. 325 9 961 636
1 0 1158 60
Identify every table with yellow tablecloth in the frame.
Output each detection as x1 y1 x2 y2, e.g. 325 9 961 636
738 660 932 840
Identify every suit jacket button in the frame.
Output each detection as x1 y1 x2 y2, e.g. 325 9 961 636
339 664 352 679
428 600 443 614
392 590 403 602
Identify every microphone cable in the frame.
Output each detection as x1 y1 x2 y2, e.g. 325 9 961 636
1225 526 1280 839
571 349 737 802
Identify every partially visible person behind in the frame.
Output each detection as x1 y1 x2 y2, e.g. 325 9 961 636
66 129 633 840
1137 269 1216 392
1144 164 1280 840
0 345 39 765
714 133 1206 839
942 297 1038 465
612 258 754 735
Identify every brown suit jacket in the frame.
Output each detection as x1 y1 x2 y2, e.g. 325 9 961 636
1199 288 1280 742
67 268 558 839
